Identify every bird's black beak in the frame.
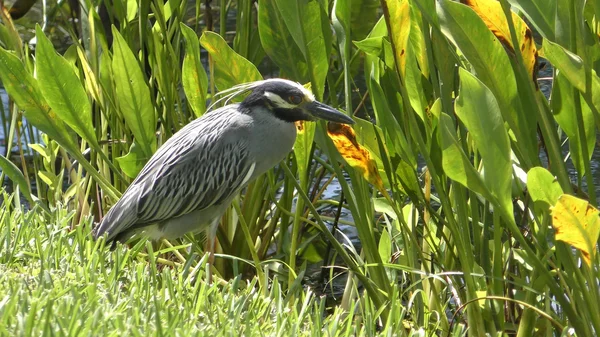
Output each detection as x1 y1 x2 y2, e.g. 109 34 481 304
306 101 355 124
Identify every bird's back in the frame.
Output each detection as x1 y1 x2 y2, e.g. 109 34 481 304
94 105 255 242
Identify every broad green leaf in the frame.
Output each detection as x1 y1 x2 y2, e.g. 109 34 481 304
199 31 262 91
0 155 33 204
507 0 556 41
354 36 395 69
300 1 329 100
35 26 97 148
180 24 208 117
293 121 316 185
257 0 308 81
542 40 586 91
542 39 600 124
438 0 537 158
0 49 77 152
273 0 306 56
272 0 329 99
439 113 491 199
456 68 513 215
366 71 415 166
116 141 149 178
126 0 138 22
111 27 157 158
378 229 392 263
551 73 595 177
527 167 563 207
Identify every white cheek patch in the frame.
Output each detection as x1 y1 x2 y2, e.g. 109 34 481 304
264 91 297 109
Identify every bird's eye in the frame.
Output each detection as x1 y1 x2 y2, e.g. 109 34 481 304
289 95 303 105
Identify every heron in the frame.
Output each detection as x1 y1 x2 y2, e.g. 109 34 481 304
93 78 354 269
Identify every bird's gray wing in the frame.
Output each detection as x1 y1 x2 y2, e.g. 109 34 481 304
135 125 253 224
95 111 254 240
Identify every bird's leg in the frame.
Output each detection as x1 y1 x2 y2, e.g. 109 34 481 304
205 219 219 283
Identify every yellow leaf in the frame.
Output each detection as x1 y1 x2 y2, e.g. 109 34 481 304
327 122 387 197
462 0 538 84
551 194 600 266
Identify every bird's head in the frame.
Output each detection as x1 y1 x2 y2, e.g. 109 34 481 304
236 79 355 124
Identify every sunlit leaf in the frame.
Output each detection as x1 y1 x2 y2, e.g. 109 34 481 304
180 24 208 117
551 73 595 177
112 27 157 158
551 194 600 266
439 113 490 198
438 0 538 158
542 39 600 116
378 229 392 262
527 167 563 208
0 48 78 153
116 141 149 178
462 0 538 82
200 31 262 91
36 26 98 148
293 120 316 184
382 0 411 77
0 155 32 204
456 68 513 215
507 0 556 41
327 122 387 196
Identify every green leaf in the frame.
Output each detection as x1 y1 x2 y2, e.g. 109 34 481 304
0 155 33 204
180 24 208 117
38 170 57 188
378 229 392 263
116 141 150 178
111 27 157 158
199 31 262 91
439 113 491 199
455 68 513 215
542 39 586 91
437 0 537 158
527 167 563 208
293 121 316 185
551 73 595 177
542 39 600 131
0 49 78 153
35 26 97 148
272 0 329 99
257 0 308 81
507 0 556 41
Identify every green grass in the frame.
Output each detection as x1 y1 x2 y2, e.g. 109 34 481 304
0 190 452 336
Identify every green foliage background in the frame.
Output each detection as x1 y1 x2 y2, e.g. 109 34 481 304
0 0 599 336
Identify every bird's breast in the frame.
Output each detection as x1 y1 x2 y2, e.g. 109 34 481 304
248 118 297 178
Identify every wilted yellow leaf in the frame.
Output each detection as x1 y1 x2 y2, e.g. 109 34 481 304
551 194 600 266
327 122 388 197
462 0 538 84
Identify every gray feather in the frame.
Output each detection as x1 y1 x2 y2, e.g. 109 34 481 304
93 105 254 241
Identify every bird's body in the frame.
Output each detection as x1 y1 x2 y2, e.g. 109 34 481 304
93 79 354 245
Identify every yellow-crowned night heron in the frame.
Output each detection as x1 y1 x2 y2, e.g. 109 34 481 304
93 79 354 252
